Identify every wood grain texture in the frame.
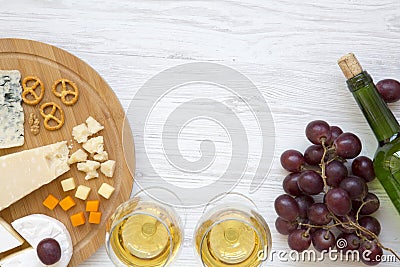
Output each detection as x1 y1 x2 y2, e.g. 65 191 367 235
0 39 134 266
1 0 400 266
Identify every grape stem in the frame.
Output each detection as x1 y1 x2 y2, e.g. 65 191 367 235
312 143 400 261
348 220 400 261
319 138 329 192
286 127 400 261
355 199 375 222
299 222 346 229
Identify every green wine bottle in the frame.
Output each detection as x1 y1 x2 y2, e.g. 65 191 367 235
338 53 400 215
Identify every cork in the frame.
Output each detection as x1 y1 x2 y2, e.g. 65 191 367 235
337 53 363 79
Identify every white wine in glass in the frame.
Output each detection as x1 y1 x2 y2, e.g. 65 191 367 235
106 190 183 267
195 193 271 267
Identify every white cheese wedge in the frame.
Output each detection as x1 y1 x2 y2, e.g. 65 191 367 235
0 141 70 211
0 217 24 253
11 214 73 267
0 247 44 267
0 70 24 149
86 116 104 135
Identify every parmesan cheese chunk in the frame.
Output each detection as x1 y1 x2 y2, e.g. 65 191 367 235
82 136 104 154
72 123 91 143
0 141 70 211
86 116 104 135
93 150 108 162
68 149 88 164
77 160 101 180
100 160 116 178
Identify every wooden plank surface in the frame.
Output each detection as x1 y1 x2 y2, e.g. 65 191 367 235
1 0 400 266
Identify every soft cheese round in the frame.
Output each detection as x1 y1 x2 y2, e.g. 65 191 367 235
11 214 73 267
0 247 44 267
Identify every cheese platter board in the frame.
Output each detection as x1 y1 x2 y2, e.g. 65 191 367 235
0 38 135 266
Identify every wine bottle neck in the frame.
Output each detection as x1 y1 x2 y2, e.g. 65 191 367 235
347 71 400 144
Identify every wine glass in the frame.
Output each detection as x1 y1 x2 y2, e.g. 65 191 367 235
105 187 184 267
194 192 271 267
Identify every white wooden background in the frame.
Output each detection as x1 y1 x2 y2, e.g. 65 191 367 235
1 0 400 266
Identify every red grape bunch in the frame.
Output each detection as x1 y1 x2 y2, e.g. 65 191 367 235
275 120 400 266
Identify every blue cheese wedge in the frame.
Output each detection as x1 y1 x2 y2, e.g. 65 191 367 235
0 70 24 149
0 141 70 211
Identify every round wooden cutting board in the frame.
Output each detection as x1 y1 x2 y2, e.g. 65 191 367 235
0 38 135 266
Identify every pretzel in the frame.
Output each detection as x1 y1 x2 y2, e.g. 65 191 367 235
22 76 45 105
39 102 65 131
52 78 79 106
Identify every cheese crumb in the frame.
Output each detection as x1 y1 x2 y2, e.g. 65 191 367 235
77 160 100 172
77 160 100 180
86 116 104 135
93 150 108 162
100 160 116 178
82 136 104 154
72 123 91 143
84 170 99 180
68 149 88 164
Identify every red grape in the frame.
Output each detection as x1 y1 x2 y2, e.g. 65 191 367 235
358 193 380 215
326 125 343 145
337 211 357 234
37 238 61 265
359 216 381 240
295 195 314 219
352 156 376 182
325 160 348 187
359 240 383 266
274 194 300 221
277 120 387 264
339 175 368 200
307 203 332 225
305 120 332 145
304 145 324 165
281 150 305 172
376 78 400 103
297 170 324 195
325 188 352 216
275 217 298 235
283 173 302 196
334 132 362 159
311 229 336 252
288 229 311 252
336 233 360 254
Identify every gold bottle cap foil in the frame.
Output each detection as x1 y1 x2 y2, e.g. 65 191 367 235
338 53 363 79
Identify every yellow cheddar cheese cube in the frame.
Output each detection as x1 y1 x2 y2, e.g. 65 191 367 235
43 194 59 210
